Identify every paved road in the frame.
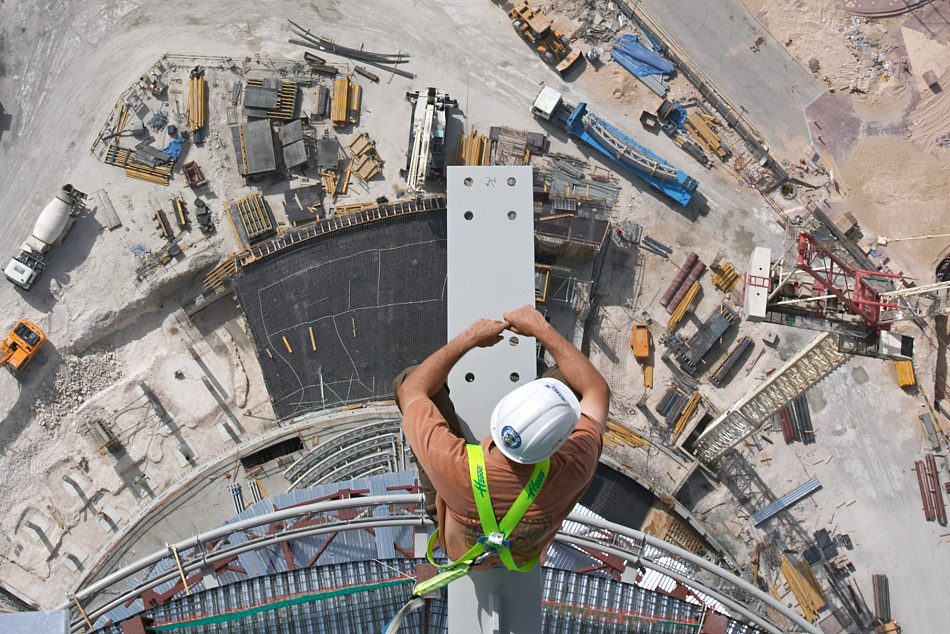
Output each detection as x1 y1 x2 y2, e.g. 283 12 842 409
636 0 824 160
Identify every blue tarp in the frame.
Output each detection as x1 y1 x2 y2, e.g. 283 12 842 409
160 137 185 162
667 102 688 130
610 34 674 77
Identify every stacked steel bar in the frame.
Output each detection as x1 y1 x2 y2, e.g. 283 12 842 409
915 459 936 521
667 260 706 314
287 20 415 79
926 454 946 524
660 253 697 307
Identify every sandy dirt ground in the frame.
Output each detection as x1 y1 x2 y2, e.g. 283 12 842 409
748 0 950 282
0 0 947 630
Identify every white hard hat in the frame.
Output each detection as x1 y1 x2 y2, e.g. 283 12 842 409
490 378 582 464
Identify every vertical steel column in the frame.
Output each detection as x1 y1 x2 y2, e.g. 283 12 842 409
445 166 541 633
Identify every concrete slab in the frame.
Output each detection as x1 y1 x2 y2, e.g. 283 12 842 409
61 543 88 572
23 513 51 542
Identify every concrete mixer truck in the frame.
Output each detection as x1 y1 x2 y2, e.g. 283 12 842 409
4 184 86 290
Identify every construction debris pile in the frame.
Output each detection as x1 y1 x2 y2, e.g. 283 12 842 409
30 350 122 427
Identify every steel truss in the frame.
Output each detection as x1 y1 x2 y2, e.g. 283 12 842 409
796 232 901 328
692 332 849 465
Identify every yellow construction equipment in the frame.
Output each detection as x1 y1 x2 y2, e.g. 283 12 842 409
630 324 653 387
508 2 581 75
0 320 46 374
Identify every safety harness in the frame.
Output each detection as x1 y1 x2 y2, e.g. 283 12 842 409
383 444 549 632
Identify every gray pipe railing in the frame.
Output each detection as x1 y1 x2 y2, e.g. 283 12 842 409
60 494 819 633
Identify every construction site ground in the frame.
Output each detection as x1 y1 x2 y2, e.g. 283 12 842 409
0 0 948 631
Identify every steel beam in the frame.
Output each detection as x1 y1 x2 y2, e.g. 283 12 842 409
446 165 540 633
692 332 849 464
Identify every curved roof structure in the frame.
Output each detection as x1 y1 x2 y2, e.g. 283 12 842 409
67 472 813 634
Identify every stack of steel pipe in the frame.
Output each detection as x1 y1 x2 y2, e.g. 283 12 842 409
657 388 678 415
792 395 814 444
667 259 706 314
915 459 936 522
665 393 689 425
926 454 946 524
657 388 689 425
777 407 795 443
660 252 697 307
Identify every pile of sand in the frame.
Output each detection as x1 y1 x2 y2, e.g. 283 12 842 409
843 135 950 278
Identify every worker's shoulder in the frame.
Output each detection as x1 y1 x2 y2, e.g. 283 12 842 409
573 412 604 438
553 414 602 463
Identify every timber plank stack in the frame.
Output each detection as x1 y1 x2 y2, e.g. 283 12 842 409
105 145 172 185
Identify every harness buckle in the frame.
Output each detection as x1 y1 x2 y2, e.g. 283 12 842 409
477 532 510 552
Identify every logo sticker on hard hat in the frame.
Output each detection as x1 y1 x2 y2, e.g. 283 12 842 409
501 425 522 449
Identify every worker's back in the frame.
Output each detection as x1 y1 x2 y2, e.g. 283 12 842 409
401 399 603 565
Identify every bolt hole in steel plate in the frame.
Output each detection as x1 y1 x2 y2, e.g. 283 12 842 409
465 372 475 383
446 166 536 440
446 165 541 634
509 336 519 347
464 211 473 220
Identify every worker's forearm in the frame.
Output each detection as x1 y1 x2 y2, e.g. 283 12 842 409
400 332 474 400
535 322 608 399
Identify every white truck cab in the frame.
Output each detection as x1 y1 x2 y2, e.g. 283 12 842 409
530 86 563 120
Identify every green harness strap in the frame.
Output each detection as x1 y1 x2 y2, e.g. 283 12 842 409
414 444 549 597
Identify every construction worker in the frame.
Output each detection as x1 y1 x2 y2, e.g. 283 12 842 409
394 304 609 573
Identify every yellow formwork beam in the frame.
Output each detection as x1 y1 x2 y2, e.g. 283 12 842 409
894 360 916 387
668 280 700 332
332 77 349 127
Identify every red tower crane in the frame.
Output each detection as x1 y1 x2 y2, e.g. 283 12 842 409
795 232 902 330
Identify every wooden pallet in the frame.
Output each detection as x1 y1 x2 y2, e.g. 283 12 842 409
92 189 122 229
226 192 275 245
245 77 298 120
203 256 238 293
